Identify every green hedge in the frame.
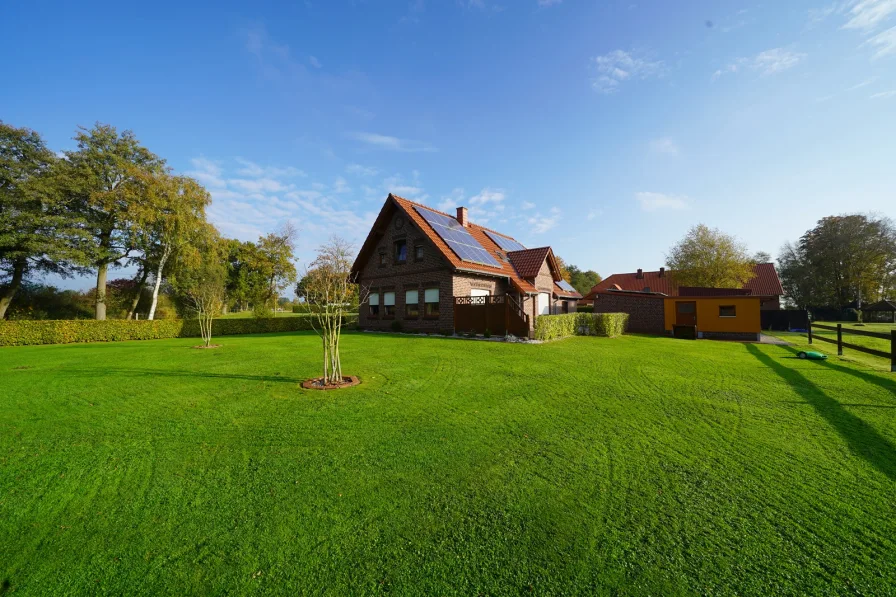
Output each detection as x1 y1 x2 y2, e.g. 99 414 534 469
0 314 359 347
534 313 629 341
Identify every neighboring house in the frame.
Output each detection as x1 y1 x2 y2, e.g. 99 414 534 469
864 300 896 323
350 194 582 336
582 264 784 310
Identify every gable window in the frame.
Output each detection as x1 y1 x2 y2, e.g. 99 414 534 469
383 292 396 317
424 288 440 318
719 305 736 317
405 290 419 317
378 252 386 266
414 244 424 261
394 240 407 264
369 293 380 317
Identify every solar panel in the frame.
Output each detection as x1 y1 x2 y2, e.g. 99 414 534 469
414 206 502 268
557 280 577 293
484 230 526 252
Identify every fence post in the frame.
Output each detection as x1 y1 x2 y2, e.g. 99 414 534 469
891 330 896 373
837 324 843 356
808 320 813 344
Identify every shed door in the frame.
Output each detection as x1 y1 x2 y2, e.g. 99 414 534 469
538 292 551 316
676 301 697 326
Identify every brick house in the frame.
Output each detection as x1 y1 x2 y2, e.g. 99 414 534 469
582 264 784 310
350 194 582 336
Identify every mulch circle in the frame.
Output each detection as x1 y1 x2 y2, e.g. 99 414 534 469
301 375 361 390
191 344 222 349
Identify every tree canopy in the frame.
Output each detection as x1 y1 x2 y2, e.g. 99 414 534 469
666 224 755 289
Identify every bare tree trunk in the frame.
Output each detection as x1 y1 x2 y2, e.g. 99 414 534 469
148 245 172 320
95 262 108 321
0 257 27 319
126 267 150 320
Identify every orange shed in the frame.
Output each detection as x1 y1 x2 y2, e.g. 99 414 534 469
664 295 764 341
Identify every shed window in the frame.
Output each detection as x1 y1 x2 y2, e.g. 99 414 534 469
424 288 440 317
369 293 380 317
414 245 424 261
406 290 419 317
719 305 736 317
378 252 386 266
383 292 396 317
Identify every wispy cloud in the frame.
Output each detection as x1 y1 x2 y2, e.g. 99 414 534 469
847 76 879 90
521 201 536 210
635 192 689 212
870 89 896 98
235 158 305 178
867 25 896 57
586 208 603 221
842 0 896 31
649 137 679 156
347 131 437 153
528 209 560 233
537 0 563 6
308 55 322 69
346 163 379 177
714 48 806 79
591 49 663 94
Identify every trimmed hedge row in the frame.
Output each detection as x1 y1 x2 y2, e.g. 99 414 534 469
534 312 629 341
0 315 359 347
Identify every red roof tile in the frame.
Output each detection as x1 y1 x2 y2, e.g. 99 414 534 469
507 247 551 278
584 263 784 300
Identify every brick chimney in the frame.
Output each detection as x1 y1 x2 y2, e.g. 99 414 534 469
456 206 469 227
659 267 665 278
636 268 643 279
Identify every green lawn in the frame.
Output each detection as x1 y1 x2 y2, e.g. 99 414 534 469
2 332 896 595
810 321 895 364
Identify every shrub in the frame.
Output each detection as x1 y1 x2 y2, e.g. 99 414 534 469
484 328 491 339
576 305 594 313
534 313 628 341
390 320 403 333
0 314 359 347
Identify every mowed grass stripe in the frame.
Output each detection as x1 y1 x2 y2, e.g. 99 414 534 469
1 331 895 595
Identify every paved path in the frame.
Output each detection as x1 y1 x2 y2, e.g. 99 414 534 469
760 334 793 345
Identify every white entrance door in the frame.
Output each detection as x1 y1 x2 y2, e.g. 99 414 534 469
538 292 551 315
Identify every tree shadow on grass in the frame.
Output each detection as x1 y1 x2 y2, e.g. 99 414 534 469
63 368 304 384
746 344 896 482
780 345 896 397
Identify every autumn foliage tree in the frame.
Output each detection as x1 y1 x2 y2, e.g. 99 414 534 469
666 224 755 289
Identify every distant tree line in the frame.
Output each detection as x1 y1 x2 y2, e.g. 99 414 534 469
0 121 297 320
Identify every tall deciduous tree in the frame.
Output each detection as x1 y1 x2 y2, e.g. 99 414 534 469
62 123 165 320
779 214 896 309
566 264 602 296
247 223 298 316
0 122 83 318
140 173 212 320
666 224 755 289
303 237 364 386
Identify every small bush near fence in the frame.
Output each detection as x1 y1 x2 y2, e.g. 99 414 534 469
535 313 628 341
0 314 359 347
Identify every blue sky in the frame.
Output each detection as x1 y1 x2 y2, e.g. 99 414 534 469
2 0 895 289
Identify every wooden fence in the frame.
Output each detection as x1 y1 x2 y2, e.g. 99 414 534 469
808 322 896 372
453 295 530 337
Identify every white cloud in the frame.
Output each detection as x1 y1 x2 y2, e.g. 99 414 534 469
714 48 806 79
234 157 305 178
537 0 562 6
591 49 663 94
228 177 293 194
521 201 536 210
587 209 603 221
847 76 879 90
649 137 679 155
346 163 379 177
187 157 226 188
635 191 689 212
528 212 560 234
309 55 322 68
843 0 896 31
347 131 437 152
867 25 896 57
870 89 896 98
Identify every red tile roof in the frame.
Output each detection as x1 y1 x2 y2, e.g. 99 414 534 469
353 194 557 295
584 263 784 300
507 247 551 278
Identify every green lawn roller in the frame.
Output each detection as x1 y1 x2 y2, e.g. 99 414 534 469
797 350 828 360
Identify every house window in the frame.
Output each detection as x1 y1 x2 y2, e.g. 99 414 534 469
414 244 424 261
719 305 736 317
394 240 407 264
406 290 419 317
378 252 386 266
383 292 396 317
369 293 380 317
424 288 440 318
